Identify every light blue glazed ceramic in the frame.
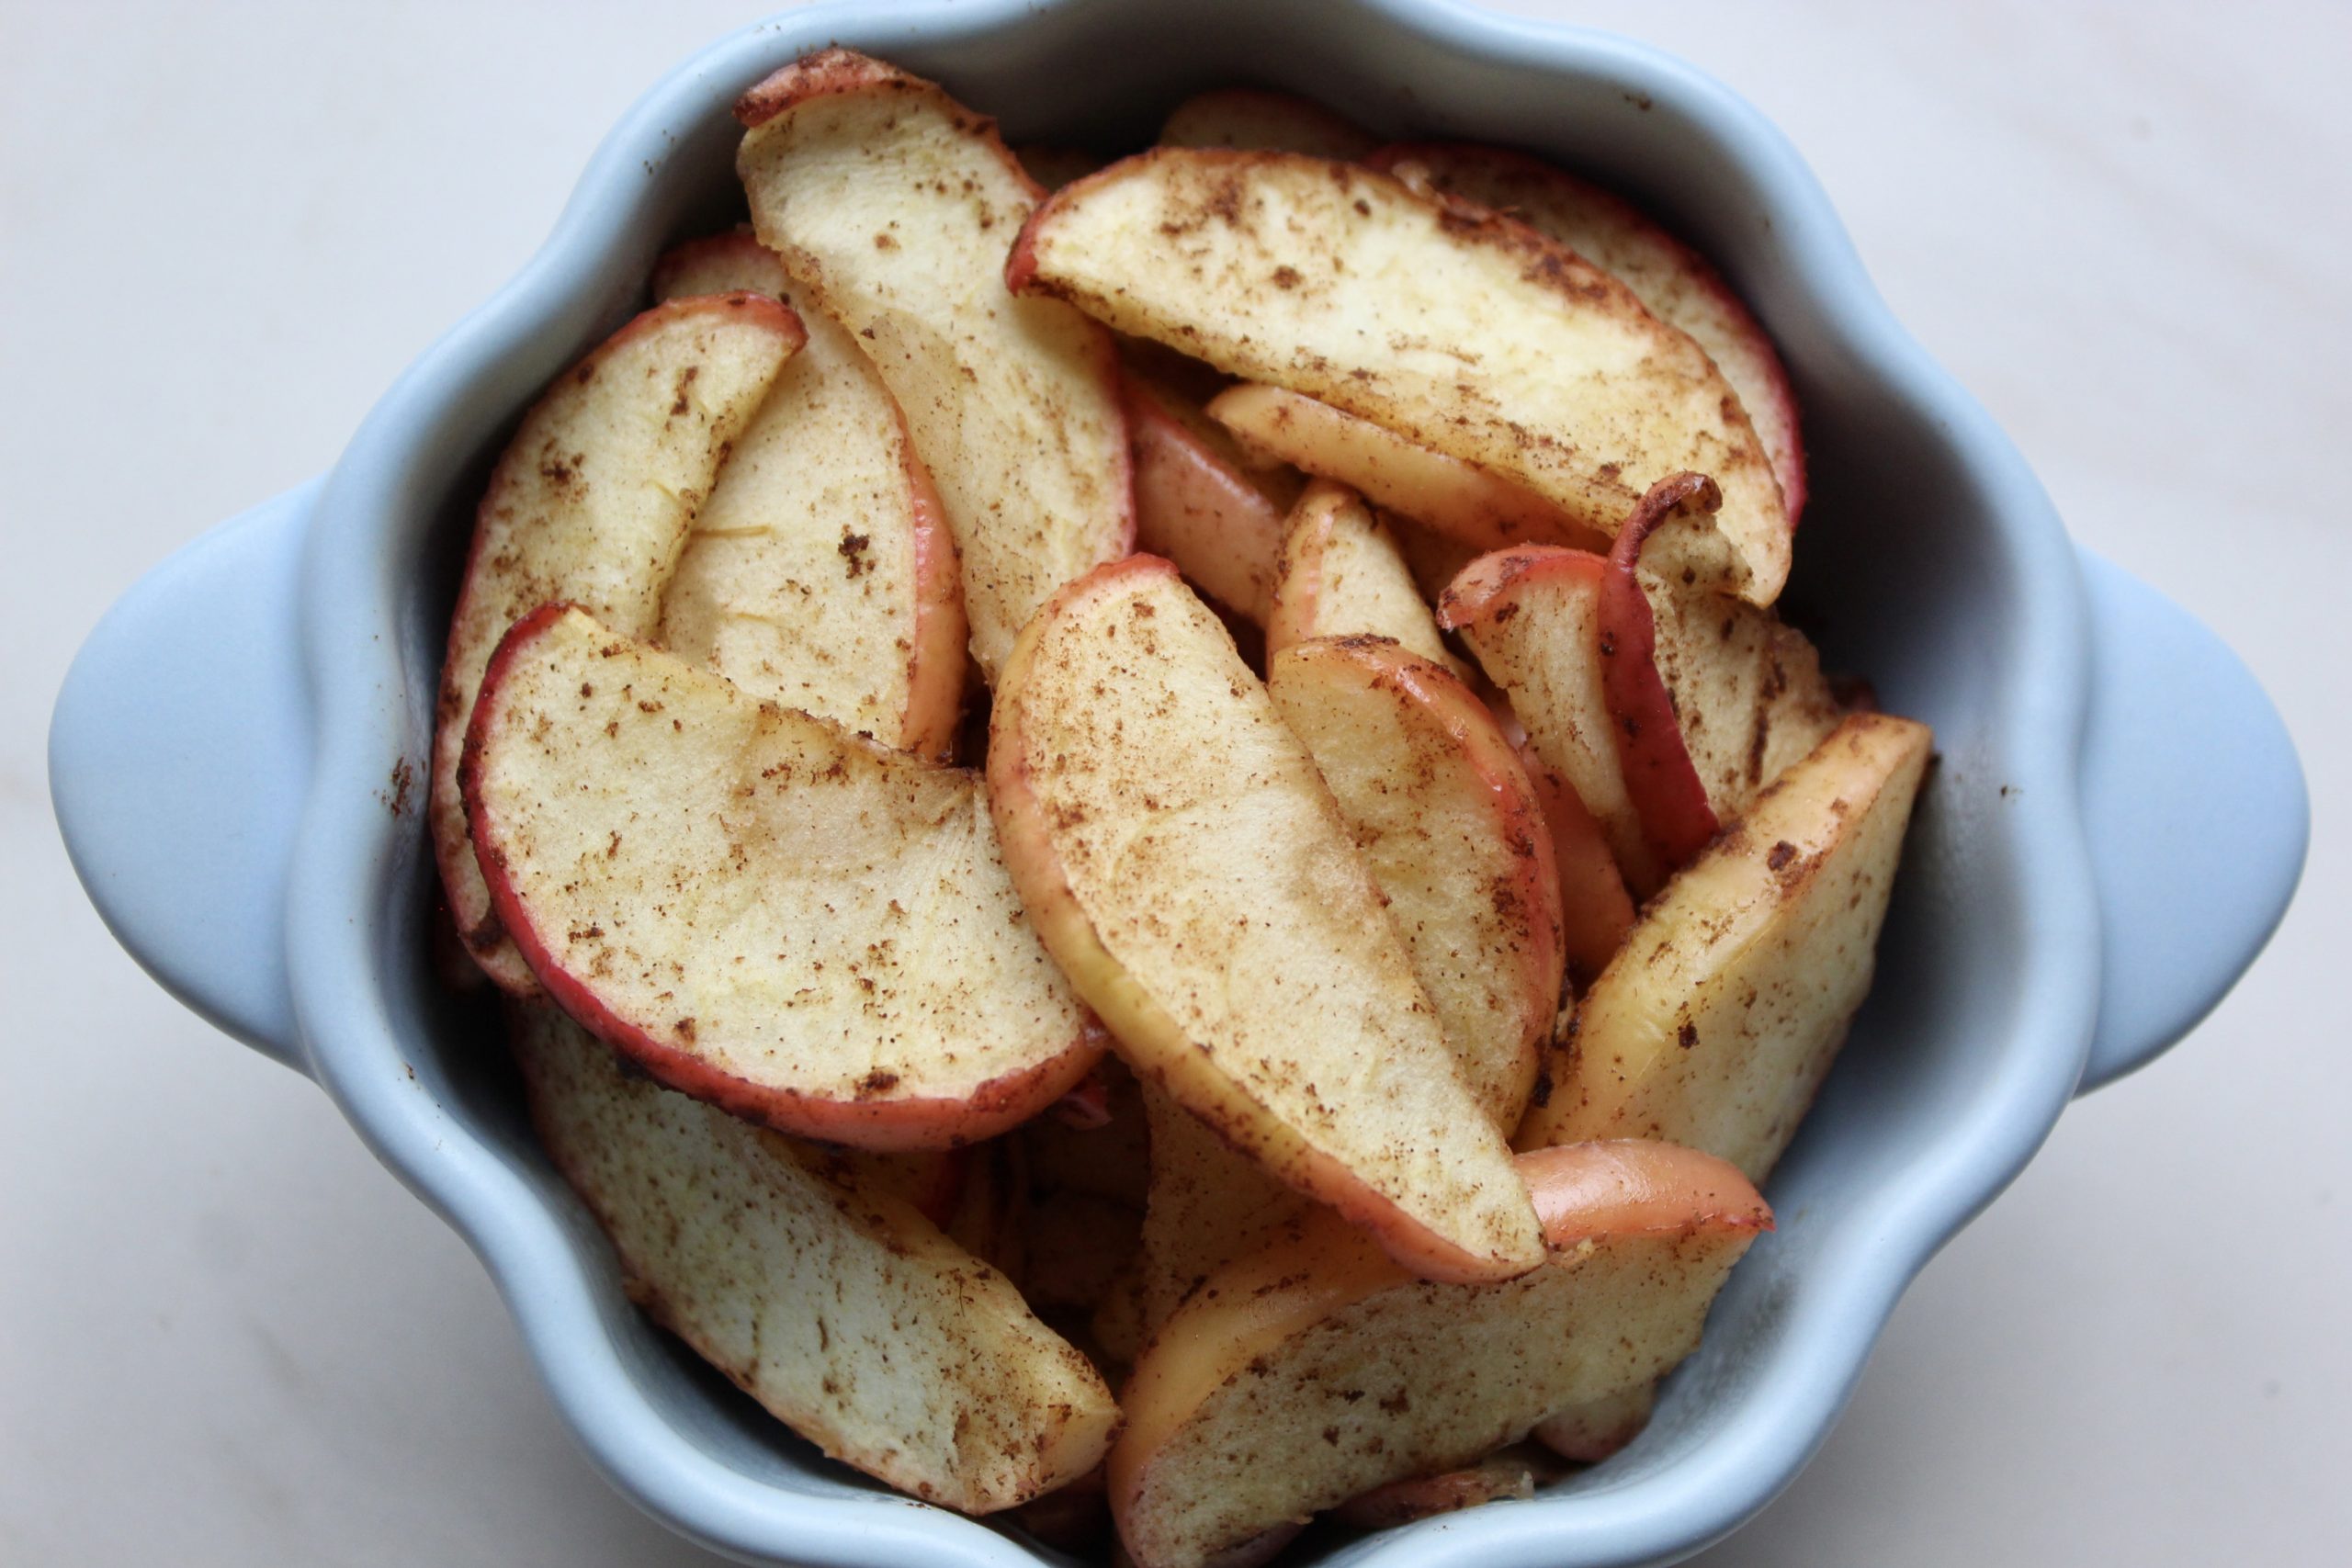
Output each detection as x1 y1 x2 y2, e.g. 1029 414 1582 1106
47 2 2306 1563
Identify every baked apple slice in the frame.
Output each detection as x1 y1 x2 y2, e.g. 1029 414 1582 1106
1371 142 1807 520
432 293 806 992
989 556 1544 1285
1611 476 1843 827
736 48 1131 681
1439 546 1660 896
1157 87 1376 160
1515 740 1637 985
1125 373 1290 624
1008 149 1789 604
1266 637 1563 1129
1129 1084 1306 1339
1532 1382 1657 1463
1109 1141 1770 1568
507 1001 1115 1513
1266 480 1460 673
463 606 1100 1149
1210 383 1602 553
1517 713 1933 1179
1331 1446 1564 1530
650 231 965 758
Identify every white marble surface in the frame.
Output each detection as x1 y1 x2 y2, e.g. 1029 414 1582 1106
4 3 2346 1563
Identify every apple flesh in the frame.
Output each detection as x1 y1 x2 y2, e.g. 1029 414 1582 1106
1517 713 1934 1179
1371 143 1806 522
1532 1382 1657 1464
650 231 966 758
1266 636 1564 1130
736 47 1132 682
1266 480 1462 673
1125 373 1290 625
1627 480 1844 822
1597 474 1724 872
1331 1447 1560 1529
463 606 1102 1149
1514 740 1638 986
1158 88 1376 160
1211 383 1605 554
1439 546 1661 897
432 292 805 993
1007 148 1790 606
507 1000 1116 1514
1109 1141 1770 1568
988 555 1544 1286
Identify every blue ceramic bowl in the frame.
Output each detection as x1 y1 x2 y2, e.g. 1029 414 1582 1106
49 2 2305 1563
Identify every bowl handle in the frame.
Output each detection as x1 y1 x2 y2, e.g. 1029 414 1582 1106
50 479 323 1076
2072 547 2306 1094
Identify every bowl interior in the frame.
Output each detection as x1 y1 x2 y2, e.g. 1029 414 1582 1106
343 3 2085 1562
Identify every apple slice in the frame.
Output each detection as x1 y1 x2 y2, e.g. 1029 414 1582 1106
463 606 1101 1149
1331 1447 1563 1529
1623 479 1844 821
1438 546 1660 897
650 231 965 758
1266 637 1563 1130
1532 1382 1657 1463
736 48 1132 682
1517 713 1933 1179
1210 383 1603 553
1158 88 1376 160
1266 480 1461 673
1597 474 1724 871
1007 149 1790 605
1514 740 1637 985
1109 1141 1770 1568
1371 143 1806 521
1125 373 1289 624
432 293 806 992
1133 1085 1305 1337
507 1000 1115 1513
988 556 1544 1285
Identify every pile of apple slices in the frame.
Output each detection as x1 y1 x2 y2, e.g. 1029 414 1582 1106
429 51 1932 1568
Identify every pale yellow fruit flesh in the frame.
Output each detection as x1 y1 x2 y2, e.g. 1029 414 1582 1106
1643 557 1841 824
651 235 965 757
1382 145 1805 518
507 1001 1114 1514
1013 150 1788 604
1110 1144 1766 1568
431 297 801 991
1213 383 1603 554
1266 637 1561 1131
1157 88 1377 160
989 558 1544 1284
1266 479 1460 673
467 609 1094 1146
1134 1084 1305 1338
737 52 1129 680
1517 713 1933 1179
1442 552 1654 892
